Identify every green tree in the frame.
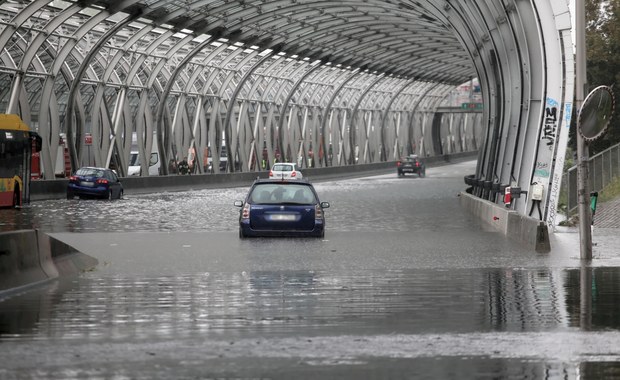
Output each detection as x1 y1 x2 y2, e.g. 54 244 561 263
584 0 620 153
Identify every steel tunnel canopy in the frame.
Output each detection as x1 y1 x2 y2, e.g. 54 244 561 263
0 0 575 232
95 0 475 84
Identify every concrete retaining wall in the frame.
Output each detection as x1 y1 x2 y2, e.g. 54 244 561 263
459 192 550 253
0 230 98 294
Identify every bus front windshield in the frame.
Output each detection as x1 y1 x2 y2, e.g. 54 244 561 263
0 129 36 207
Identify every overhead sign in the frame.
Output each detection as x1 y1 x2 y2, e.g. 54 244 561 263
461 103 483 110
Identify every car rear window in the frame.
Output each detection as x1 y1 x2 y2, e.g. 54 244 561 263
272 164 293 171
250 183 316 204
76 168 104 177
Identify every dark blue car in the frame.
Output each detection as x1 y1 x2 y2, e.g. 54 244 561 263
67 167 123 200
234 179 330 238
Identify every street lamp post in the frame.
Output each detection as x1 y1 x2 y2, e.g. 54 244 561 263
575 0 616 259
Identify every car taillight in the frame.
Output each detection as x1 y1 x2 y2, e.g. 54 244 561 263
415 162 419 167
69 176 78 182
96 178 109 185
269 170 273 177
241 203 250 220
397 161 402 167
291 171 296 177
315 204 323 219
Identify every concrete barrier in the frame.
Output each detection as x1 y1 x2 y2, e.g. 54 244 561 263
31 151 478 200
0 230 98 294
459 192 551 253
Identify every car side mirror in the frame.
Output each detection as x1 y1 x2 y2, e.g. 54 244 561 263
320 201 330 209
234 200 243 207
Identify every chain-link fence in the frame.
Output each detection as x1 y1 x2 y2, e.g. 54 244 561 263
562 142 620 214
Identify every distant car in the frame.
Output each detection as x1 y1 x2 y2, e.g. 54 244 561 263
67 167 123 200
127 151 161 176
269 162 303 180
397 155 426 177
234 178 329 238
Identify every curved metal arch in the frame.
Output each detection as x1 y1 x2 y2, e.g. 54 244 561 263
347 73 386 164
376 80 414 161
330 73 376 107
253 58 299 104
195 46 253 172
221 51 276 172
126 29 175 85
368 78 411 113
276 61 324 128
476 3 524 191
4 2 85 114
114 27 177 175
454 3 510 193
524 0 574 227
232 54 285 102
212 1 444 41
65 11 142 173
355 78 398 111
269 60 315 106
239 60 309 169
403 81 438 156
27 41 83 178
5 13 116 176
196 3 462 72
0 35 46 119
506 2 538 198
422 0 498 191
318 68 361 167
154 35 219 174
297 66 347 109
0 0 52 52
501 2 534 188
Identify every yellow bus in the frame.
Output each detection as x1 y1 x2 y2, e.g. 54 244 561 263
0 114 42 208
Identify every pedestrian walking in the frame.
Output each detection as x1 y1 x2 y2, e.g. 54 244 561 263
178 157 189 175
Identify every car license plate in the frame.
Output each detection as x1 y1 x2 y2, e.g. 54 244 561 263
270 214 295 221
81 181 94 187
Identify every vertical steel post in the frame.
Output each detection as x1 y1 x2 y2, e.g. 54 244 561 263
576 0 592 259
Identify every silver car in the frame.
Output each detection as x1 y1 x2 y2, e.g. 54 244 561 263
269 162 303 180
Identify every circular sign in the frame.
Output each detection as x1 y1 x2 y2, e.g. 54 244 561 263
578 85 615 142
85 133 93 146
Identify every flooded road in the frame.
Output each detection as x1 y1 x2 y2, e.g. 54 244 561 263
1 160 620 379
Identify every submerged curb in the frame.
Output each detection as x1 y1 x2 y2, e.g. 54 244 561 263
0 230 98 295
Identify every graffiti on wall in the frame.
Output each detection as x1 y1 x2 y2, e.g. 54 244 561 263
545 101 573 230
534 160 550 178
542 98 559 149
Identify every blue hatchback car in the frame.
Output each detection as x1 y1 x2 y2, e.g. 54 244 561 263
67 167 123 200
234 178 330 238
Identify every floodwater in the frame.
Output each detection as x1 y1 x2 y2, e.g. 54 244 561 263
1 160 620 379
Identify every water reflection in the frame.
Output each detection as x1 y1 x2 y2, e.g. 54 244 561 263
0 278 78 337
1 267 618 340
2 166 620 378
2 264 620 378
561 265 620 330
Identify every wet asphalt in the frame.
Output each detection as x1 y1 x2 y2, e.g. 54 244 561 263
1 160 620 379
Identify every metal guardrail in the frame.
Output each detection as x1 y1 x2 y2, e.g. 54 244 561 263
563 142 620 213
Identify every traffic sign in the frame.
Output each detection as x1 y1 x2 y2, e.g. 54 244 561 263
461 103 483 110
